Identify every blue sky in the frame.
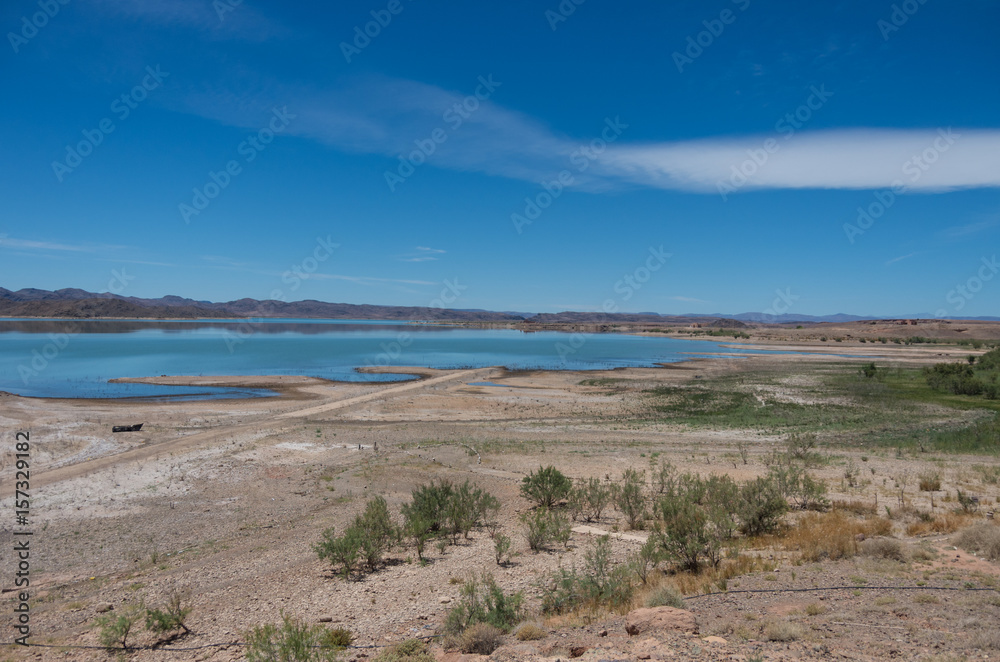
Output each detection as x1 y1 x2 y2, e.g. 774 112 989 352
1 0 998 316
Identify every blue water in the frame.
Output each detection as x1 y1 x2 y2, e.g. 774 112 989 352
0 319 756 400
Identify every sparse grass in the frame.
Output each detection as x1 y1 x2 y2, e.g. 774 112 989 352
373 638 435 662
913 593 940 604
804 603 826 616
874 596 897 605
919 473 942 491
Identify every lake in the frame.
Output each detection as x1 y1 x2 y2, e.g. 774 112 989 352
0 318 753 399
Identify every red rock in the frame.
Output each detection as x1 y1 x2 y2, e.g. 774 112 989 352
625 606 699 636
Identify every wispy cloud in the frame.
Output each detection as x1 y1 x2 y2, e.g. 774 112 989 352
416 246 446 254
885 252 917 266
396 246 447 262
0 237 127 252
177 76 1000 195
941 218 1000 239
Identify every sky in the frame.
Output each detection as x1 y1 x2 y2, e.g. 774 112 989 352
1 0 998 317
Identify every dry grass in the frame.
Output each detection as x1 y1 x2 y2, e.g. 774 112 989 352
779 511 892 562
905 512 971 537
859 537 908 562
515 623 547 641
668 554 777 595
956 522 1000 561
763 620 803 642
832 499 877 516
804 603 826 616
919 473 942 491
642 585 685 609
458 623 504 655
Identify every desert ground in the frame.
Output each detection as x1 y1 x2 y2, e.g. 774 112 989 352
2 334 999 662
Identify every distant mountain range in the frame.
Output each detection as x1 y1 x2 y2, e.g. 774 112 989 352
2 287 999 323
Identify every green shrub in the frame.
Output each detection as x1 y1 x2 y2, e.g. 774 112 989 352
627 538 665 585
95 601 144 650
736 476 788 536
570 477 613 522
315 497 399 579
520 507 570 552
493 533 511 566
615 468 647 530
144 591 191 634
443 573 523 635
520 466 572 508
652 495 721 572
244 614 342 662
541 536 634 614
957 523 1000 561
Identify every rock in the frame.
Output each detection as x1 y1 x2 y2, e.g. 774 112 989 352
703 635 727 645
569 646 587 658
318 616 333 623
625 606 699 636
95 603 114 613
598 629 608 637
438 596 451 604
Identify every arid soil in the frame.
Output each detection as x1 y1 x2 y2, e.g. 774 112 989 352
1 342 998 662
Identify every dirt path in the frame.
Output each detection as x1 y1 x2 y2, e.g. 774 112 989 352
6 367 495 495
274 367 494 419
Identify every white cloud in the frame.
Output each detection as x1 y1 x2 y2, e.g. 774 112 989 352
0 237 126 252
885 252 917 266
178 76 1000 195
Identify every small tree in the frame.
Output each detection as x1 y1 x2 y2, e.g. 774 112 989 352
493 534 511 566
145 590 192 635
520 466 572 508
736 476 788 536
96 601 145 651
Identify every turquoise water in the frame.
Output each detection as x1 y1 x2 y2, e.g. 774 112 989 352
0 319 749 399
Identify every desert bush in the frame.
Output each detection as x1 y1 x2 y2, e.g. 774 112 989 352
764 620 803 642
644 585 684 609
652 495 723 572
957 523 1000 561
520 466 572 508
736 476 788 536
859 537 907 562
769 465 828 510
514 623 547 641
457 623 504 655
443 573 523 636
521 507 570 552
571 477 613 522
786 433 818 461
402 480 454 534
245 613 342 662
627 539 665 585
918 473 942 492
315 497 398 579
541 536 634 614
652 459 677 494
95 601 145 650
494 533 511 566
373 638 434 662
401 480 500 552
144 591 192 634
615 468 647 530
805 603 826 616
